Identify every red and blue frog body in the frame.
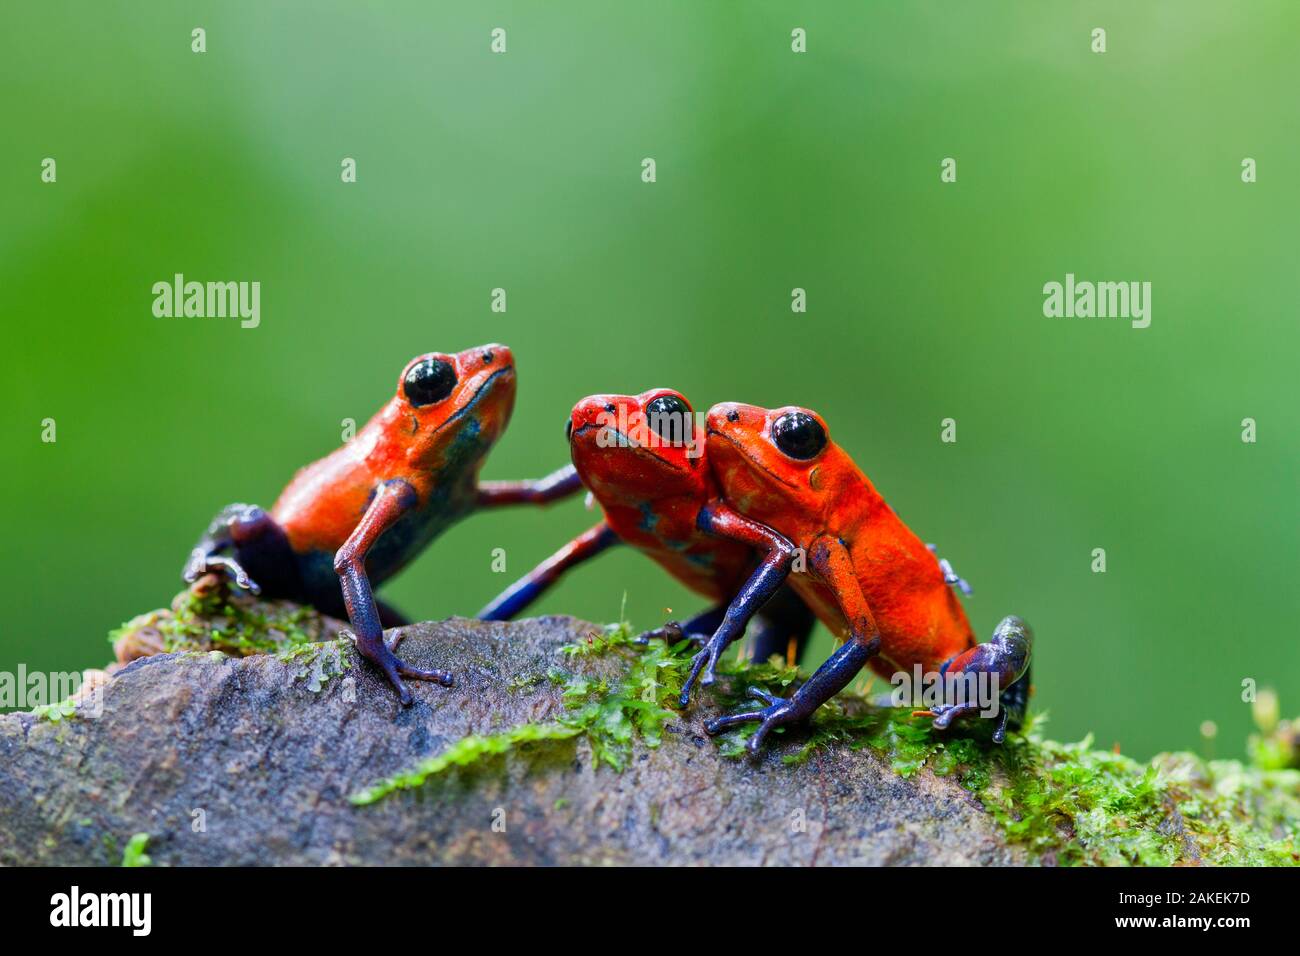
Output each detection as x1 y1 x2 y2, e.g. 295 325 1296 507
184 343 580 702
695 402 1032 750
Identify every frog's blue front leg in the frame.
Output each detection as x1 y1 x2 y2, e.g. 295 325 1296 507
335 479 453 704
476 464 582 507
704 536 882 753
477 521 619 620
676 503 800 707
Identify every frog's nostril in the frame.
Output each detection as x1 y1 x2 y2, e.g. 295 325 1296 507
727 410 740 423
604 403 616 414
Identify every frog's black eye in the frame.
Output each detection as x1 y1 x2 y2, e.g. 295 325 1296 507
645 394 691 442
771 411 826 460
403 358 457 407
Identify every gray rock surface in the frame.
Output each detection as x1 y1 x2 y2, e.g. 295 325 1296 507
0 615 1024 865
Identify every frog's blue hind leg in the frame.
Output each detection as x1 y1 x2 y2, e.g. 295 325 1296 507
183 503 299 598
925 616 1033 743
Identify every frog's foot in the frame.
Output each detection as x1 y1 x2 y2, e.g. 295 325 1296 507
926 543 972 596
919 701 1013 742
633 603 727 647
349 630 453 705
183 548 261 595
633 620 688 646
704 687 810 754
677 632 732 707
917 616 1033 743
381 652 455 704
925 701 981 730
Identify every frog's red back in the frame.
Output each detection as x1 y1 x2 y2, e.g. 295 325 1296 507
705 402 977 678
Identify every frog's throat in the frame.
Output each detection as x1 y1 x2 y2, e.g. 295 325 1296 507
428 365 514 441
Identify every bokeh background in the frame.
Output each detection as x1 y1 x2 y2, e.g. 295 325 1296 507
2 1 1296 759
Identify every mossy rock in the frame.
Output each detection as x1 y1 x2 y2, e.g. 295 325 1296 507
1 594 1295 866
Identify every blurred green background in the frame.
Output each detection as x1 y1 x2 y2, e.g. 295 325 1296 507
2 2 1296 759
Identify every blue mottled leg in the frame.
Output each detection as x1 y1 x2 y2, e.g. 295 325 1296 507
926 616 1033 743
336 480 452 705
478 522 618 620
677 503 799 708
183 503 275 593
704 535 881 753
476 464 583 507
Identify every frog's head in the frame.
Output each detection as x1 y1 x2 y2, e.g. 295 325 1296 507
704 402 846 522
394 343 516 471
568 389 705 503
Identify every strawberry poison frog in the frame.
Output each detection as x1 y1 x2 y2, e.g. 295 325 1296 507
479 389 816 665
183 344 580 703
693 402 1032 752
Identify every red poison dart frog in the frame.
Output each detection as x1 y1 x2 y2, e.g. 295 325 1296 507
183 344 581 702
695 403 1032 752
479 390 816 666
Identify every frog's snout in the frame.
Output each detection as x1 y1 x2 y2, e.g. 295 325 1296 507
472 342 513 372
705 402 755 437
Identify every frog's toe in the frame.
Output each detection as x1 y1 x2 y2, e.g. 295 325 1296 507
396 661 455 688
745 687 784 707
928 702 976 730
188 552 261 594
704 689 804 752
391 677 414 707
634 620 683 646
991 708 1011 744
678 633 733 707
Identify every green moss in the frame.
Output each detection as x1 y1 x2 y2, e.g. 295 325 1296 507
555 622 691 769
277 638 351 692
30 697 78 722
349 722 583 805
109 580 332 659
351 618 1300 864
121 832 152 867
351 621 686 803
